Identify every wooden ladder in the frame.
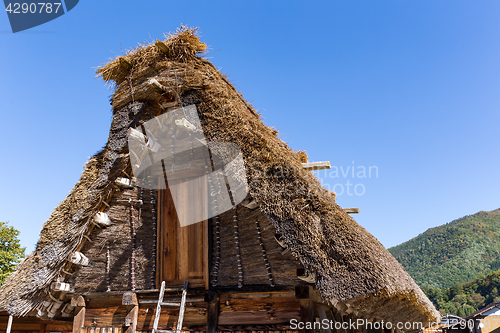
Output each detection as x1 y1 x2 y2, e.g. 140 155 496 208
152 281 188 333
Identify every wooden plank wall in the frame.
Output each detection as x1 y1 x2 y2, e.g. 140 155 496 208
82 304 207 331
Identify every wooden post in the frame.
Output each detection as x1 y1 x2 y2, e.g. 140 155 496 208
318 306 332 333
71 295 86 333
330 309 342 333
334 312 349 333
123 292 139 333
206 291 219 333
300 300 315 333
6 315 13 333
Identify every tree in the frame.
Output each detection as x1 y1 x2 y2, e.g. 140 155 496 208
0 222 25 285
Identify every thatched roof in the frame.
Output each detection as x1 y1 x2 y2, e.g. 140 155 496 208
0 27 440 325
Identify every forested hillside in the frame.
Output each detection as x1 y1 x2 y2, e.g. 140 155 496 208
422 270 500 316
388 208 500 288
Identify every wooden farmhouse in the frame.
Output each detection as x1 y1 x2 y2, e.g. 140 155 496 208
0 28 439 333
464 301 500 333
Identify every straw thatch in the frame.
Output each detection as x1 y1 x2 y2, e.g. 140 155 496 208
0 26 439 325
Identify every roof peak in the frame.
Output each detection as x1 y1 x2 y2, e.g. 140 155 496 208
96 26 207 85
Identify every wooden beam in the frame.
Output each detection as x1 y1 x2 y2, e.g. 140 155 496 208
299 300 315 333
122 292 138 306
342 208 360 214
123 293 138 333
71 295 85 333
203 219 209 290
295 285 312 300
334 311 349 333
206 293 220 333
39 323 46 333
318 306 332 333
302 161 331 171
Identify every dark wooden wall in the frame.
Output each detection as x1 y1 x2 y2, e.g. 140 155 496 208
213 204 306 288
74 187 157 293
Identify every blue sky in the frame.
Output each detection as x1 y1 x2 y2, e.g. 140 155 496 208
1 1 499 253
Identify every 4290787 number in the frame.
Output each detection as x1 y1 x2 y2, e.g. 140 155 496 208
5 3 62 14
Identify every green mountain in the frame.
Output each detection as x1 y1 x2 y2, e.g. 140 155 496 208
422 269 500 317
388 208 500 288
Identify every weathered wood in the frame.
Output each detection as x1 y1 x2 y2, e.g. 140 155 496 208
215 323 293 331
71 295 86 307
2 323 42 330
343 208 360 214
39 322 46 333
220 297 300 313
300 300 315 333
71 295 86 333
156 188 163 288
218 310 300 326
46 323 73 331
72 303 86 333
203 219 209 290
332 311 347 333
139 295 205 304
295 285 312 300
318 306 332 333
123 293 139 333
328 308 341 333
122 293 138 306
136 306 207 330
220 289 295 300
124 304 139 333
302 161 331 171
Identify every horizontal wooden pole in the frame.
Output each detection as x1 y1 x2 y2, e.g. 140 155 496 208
302 161 331 171
343 208 360 214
